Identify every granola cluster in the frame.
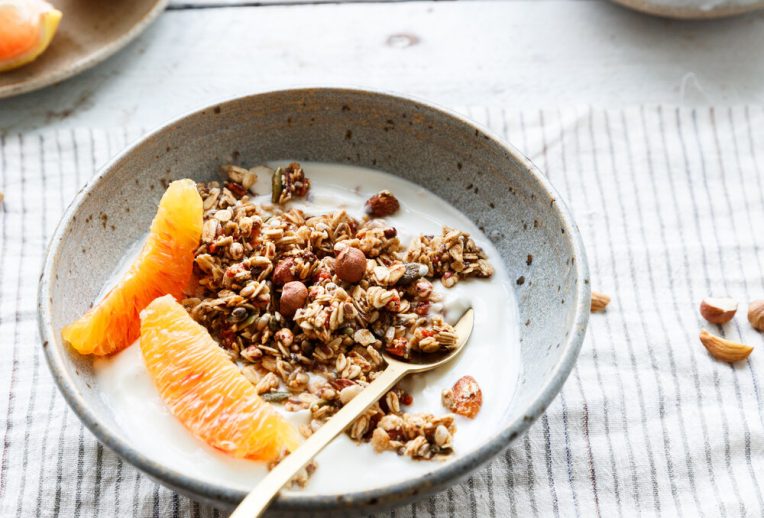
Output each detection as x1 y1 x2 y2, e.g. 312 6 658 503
272 162 310 204
182 162 493 462
407 228 494 288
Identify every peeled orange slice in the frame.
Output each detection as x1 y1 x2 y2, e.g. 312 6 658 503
0 0 62 72
140 295 301 461
62 179 203 356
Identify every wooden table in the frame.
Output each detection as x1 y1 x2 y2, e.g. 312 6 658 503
1 0 764 132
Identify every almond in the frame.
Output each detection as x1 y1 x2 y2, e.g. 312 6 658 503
699 297 738 324
699 329 753 363
591 291 611 313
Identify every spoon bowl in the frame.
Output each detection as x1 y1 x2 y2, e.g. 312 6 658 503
382 308 475 373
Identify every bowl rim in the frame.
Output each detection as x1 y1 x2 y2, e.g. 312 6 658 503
609 0 764 19
37 87 590 511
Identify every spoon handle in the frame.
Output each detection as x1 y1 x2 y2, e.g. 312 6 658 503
230 361 409 518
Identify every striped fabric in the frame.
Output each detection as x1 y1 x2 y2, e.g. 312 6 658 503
1 107 763 517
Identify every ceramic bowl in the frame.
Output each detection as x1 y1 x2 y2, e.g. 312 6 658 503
38 88 590 514
611 0 764 18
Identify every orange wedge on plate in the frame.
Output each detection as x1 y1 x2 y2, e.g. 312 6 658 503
62 179 203 356
140 295 301 460
0 0 62 72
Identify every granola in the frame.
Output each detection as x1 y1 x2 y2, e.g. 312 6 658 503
271 162 310 204
182 162 494 464
407 227 495 288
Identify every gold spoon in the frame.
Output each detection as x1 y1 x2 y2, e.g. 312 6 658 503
230 308 474 518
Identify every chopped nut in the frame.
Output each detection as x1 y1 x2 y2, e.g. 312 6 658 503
442 375 482 418
336 247 367 283
224 165 258 190
441 271 458 289
201 219 219 243
299 423 314 439
272 258 296 286
339 384 364 404
214 208 232 222
371 427 391 452
699 329 753 363
365 190 400 217
287 370 310 392
591 291 611 313
747 300 764 331
274 328 294 347
699 297 738 324
225 181 247 198
255 372 280 394
353 328 376 346
229 242 244 260
286 460 317 489
433 424 452 448
280 281 308 319
403 435 431 459
378 414 403 431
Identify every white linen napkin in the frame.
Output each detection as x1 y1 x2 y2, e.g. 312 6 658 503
1 106 762 517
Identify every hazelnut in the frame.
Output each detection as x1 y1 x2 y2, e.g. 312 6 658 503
365 191 400 217
699 297 738 324
280 281 308 318
335 247 366 283
272 258 296 286
748 300 764 331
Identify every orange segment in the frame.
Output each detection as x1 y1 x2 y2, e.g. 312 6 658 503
62 179 203 356
140 295 301 461
0 0 62 72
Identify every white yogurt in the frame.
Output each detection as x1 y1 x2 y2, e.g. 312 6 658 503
93 162 521 495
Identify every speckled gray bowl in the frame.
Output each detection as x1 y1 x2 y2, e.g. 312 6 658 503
38 88 590 514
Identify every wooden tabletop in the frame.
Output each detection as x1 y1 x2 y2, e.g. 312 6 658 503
1 0 763 131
